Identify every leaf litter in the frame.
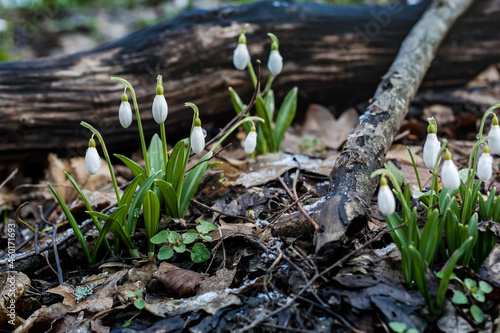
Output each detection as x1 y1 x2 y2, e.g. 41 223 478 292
2 67 500 332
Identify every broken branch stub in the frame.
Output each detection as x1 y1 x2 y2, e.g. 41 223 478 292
315 0 475 255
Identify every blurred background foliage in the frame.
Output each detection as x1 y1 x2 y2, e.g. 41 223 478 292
0 0 398 61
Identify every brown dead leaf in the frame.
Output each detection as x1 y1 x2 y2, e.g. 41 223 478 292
116 280 144 304
198 268 236 295
13 303 70 333
207 220 259 242
46 284 76 306
0 271 30 326
303 104 358 150
127 257 158 283
144 290 241 317
153 262 204 298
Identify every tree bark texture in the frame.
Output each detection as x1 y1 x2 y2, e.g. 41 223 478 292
312 0 475 255
0 0 499 161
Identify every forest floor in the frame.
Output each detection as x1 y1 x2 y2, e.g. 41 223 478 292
1 60 500 332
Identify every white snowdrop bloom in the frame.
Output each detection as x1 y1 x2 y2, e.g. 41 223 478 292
487 115 500 154
267 50 283 76
244 129 258 154
119 96 133 128
423 133 441 169
233 43 251 70
191 118 205 154
477 145 494 181
441 149 460 190
85 138 101 175
377 176 395 216
152 84 168 124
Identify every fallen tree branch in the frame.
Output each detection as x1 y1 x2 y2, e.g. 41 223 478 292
272 0 475 255
314 0 475 254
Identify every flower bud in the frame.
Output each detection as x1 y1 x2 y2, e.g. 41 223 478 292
423 118 441 169
477 145 493 181
487 115 500 154
233 43 251 71
152 82 168 124
377 176 395 215
267 49 283 76
244 126 257 154
441 149 460 190
85 137 101 175
119 94 133 128
191 118 205 154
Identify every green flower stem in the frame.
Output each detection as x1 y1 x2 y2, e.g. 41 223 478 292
461 136 492 225
247 62 257 88
428 140 448 209
111 77 150 173
407 147 422 192
80 121 121 202
265 74 274 93
160 123 168 171
477 103 500 140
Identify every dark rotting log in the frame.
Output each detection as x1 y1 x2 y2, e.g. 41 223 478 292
0 0 499 162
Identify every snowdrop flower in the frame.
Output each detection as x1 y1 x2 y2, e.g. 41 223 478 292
119 93 133 128
423 118 441 169
441 149 460 190
233 34 251 71
377 176 395 215
152 83 168 124
267 33 283 76
487 115 500 155
244 126 258 154
477 145 494 181
85 136 101 175
191 117 205 154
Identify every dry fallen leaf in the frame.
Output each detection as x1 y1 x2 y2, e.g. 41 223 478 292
302 104 359 150
153 262 204 298
0 271 30 327
198 268 236 295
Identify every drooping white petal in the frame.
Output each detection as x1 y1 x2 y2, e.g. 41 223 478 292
267 50 283 76
377 184 395 215
85 147 101 175
233 44 251 70
441 159 460 190
488 125 500 155
191 126 205 154
423 133 441 169
244 131 258 154
477 152 494 181
152 95 168 124
119 101 133 128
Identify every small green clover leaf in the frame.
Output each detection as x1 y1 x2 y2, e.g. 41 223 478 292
197 220 217 234
479 281 493 294
151 230 169 244
452 290 468 305
168 231 181 244
472 291 485 303
470 304 484 324
174 243 186 253
199 234 213 242
158 245 174 260
464 278 476 291
134 299 145 310
182 232 197 244
388 322 406 333
191 243 210 263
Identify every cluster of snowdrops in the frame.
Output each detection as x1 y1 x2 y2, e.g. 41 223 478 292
48 25 290 266
374 106 500 317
